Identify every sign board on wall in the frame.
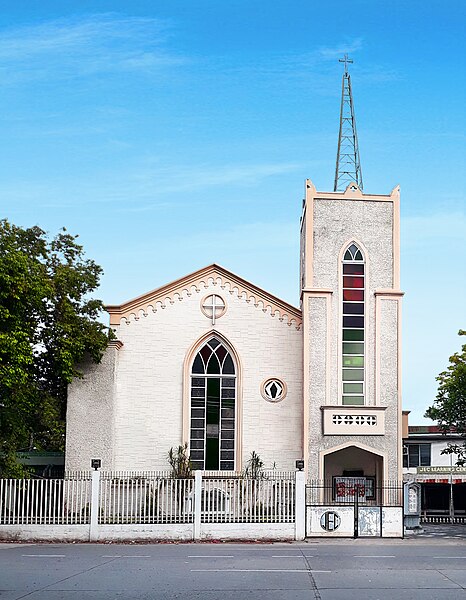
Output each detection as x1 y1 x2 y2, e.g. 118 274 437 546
417 466 466 474
333 477 375 501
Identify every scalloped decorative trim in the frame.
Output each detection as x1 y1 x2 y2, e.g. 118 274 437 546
107 264 301 330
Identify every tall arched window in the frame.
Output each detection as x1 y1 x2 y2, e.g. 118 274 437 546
342 243 365 405
190 337 236 470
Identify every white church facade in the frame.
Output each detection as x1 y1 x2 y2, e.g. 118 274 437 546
65 179 404 487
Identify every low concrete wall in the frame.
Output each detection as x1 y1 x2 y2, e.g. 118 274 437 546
96 524 193 542
306 505 403 538
382 507 403 537
307 505 355 537
0 525 89 542
200 522 295 540
0 522 295 542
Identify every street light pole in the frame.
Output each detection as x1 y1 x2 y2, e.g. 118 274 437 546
449 453 454 524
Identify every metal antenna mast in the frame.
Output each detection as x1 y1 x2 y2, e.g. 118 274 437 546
334 54 363 191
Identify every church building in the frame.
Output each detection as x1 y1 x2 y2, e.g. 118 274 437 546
65 60 404 488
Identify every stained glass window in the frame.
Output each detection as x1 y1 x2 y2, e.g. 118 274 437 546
190 337 236 470
342 243 365 405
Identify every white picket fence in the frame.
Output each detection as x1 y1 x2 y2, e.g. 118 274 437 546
99 476 194 524
0 476 91 525
421 515 466 524
0 471 301 539
198 477 295 523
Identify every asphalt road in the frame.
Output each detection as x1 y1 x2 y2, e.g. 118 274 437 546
1 538 466 600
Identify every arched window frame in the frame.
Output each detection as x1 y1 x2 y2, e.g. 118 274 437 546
341 242 366 406
183 333 242 471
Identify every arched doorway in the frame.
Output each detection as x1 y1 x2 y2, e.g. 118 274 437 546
323 444 384 503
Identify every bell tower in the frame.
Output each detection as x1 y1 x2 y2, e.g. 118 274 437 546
300 61 403 486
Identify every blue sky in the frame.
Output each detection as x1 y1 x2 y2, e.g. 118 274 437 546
1 1 465 423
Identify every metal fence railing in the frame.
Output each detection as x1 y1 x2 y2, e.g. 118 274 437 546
98 477 194 524
306 479 403 507
0 476 91 525
1 472 296 527
199 477 295 523
421 515 466 524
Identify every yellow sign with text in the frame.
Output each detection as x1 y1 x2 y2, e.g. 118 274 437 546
417 466 466 474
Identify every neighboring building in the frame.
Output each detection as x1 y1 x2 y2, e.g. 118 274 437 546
16 451 65 479
403 411 466 520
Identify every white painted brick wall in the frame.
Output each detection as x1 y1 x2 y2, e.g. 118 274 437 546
67 279 303 471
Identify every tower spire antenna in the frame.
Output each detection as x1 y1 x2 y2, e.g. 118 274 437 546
334 54 363 192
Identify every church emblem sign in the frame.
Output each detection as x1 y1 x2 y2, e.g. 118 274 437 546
261 378 287 402
320 511 341 532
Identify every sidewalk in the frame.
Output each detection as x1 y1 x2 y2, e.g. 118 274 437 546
419 523 466 539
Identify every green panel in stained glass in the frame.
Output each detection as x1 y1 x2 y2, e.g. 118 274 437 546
342 369 364 381
343 356 364 367
342 342 364 355
343 329 364 341
342 396 365 405
343 383 363 394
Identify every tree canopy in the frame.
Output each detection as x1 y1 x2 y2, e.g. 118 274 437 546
0 220 112 476
425 330 466 465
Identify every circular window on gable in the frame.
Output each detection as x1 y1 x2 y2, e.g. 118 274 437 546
261 378 287 403
200 294 226 324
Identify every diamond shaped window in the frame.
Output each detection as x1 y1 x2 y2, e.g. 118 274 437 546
261 378 287 402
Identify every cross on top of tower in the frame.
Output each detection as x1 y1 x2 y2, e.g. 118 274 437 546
334 55 363 191
339 53 353 75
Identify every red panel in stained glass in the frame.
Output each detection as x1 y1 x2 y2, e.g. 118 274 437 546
216 345 227 362
343 289 364 301
343 263 364 275
200 344 212 363
343 276 364 288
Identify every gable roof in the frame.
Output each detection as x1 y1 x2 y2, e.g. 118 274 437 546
106 263 302 328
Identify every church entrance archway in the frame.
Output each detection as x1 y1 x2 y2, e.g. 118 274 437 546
323 445 383 503
306 445 402 537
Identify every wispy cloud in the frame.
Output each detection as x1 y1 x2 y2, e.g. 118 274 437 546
99 160 304 211
0 159 304 211
0 14 187 84
317 38 364 61
217 37 399 93
402 210 466 248
177 220 297 251
127 160 303 194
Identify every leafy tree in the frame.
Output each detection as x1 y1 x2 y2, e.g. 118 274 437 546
0 220 113 476
425 330 466 465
